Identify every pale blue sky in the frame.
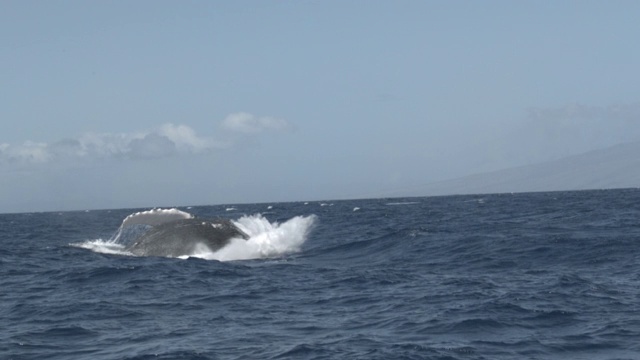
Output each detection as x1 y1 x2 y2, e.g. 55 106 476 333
2 1 640 212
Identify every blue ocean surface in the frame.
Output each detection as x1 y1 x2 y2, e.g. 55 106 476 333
2 189 640 359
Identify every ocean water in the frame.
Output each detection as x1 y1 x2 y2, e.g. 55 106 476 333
2 189 640 359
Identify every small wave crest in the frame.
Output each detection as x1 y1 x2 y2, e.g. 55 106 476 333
386 201 419 206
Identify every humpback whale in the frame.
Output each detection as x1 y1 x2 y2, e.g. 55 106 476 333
114 209 249 257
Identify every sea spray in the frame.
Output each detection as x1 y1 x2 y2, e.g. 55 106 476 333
198 214 317 261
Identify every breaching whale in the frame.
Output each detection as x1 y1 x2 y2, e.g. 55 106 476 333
114 208 249 257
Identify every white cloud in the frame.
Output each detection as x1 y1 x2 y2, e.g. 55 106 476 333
0 141 51 163
0 123 218 164
77 132 133 158
158 123 220 152
221 112 289 133
128 133 177 159
1 113 289 165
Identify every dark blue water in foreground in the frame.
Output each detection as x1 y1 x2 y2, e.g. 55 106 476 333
2 189 640 359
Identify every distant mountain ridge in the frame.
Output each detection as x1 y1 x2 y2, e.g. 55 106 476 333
400 141 640 197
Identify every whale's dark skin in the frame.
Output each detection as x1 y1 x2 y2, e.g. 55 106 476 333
126 218 249 257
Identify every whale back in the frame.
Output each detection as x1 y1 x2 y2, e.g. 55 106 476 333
126 218 249 257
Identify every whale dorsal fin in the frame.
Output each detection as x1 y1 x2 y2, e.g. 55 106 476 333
121 208 193 227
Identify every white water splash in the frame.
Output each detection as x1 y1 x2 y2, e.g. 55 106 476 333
193 214 317 261
72 239 132 256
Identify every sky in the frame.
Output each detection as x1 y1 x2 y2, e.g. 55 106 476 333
2 1 640 213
